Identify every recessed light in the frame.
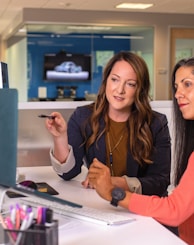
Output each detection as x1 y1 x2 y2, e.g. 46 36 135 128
116 3 153 9
18 28 26 33
67 26 112 30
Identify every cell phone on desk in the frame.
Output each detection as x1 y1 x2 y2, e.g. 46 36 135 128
36 182 59 195
6 182 58 198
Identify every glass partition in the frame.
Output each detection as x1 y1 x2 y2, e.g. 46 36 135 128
7 24 154 102
170 28 194 98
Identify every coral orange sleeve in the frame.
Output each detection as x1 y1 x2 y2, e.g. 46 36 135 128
129 152 194 227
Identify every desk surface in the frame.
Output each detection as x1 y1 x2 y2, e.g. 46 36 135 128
16 166 186 245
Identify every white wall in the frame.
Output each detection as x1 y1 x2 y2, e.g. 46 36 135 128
7 37 27 102
150 100 175 190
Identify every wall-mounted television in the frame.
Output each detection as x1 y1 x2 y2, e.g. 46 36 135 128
43 51 92 81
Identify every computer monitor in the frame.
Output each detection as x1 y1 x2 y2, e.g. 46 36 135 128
0 62 9 88
0 89 18 187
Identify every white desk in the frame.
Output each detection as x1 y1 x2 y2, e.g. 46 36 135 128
15 166 187 245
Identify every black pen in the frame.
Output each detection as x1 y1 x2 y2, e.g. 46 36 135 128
38 114 56 119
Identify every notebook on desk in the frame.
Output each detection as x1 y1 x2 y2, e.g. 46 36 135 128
0 88 18 187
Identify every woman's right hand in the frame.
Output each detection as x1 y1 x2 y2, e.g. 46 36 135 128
45 112 67 138
45 112 70 163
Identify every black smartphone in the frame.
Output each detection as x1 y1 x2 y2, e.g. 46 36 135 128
36 182 59 195
6 182 59 198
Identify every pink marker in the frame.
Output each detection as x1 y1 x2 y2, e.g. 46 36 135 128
5 216 17 240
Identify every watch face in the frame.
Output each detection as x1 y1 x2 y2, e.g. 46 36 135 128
112 187 126 200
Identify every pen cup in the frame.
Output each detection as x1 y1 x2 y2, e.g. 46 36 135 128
3 220 58 245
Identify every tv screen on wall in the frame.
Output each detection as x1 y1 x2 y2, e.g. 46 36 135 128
43 52 92 81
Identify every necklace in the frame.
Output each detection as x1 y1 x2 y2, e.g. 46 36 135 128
107 131 124 176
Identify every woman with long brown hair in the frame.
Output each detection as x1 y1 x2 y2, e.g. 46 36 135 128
45 51 171 198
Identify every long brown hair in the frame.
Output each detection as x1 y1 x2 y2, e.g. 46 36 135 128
85 51 153 165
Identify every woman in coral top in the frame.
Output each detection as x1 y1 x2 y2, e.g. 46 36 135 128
88 56 194 245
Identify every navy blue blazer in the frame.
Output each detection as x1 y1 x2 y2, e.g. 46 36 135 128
62 104 171 197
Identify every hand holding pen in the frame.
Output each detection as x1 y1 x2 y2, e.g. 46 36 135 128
42 112 68 138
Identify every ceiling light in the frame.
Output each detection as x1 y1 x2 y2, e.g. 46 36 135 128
116 3 153 9
67 26 112 31
18 28 26 33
